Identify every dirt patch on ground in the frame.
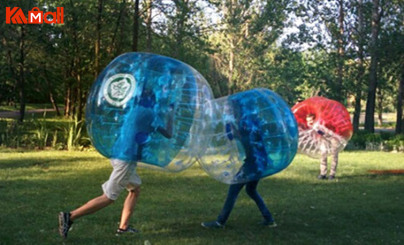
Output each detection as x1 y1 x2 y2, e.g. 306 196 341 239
368 170 404 175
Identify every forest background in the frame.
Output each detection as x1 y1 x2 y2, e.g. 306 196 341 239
0 0 403 150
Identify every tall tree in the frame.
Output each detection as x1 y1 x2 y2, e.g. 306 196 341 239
336 0 345 102
95 0 103 75
397 67 404 134
145 0 153 51
133 0 140 51
17 25 26 122
1 0 36 122
43 65 61 116
172 0 190 57
364 0 382 132
352 0 366 132
110 0 125 56
210 0 290 95
155 0 211 77
378 0 404 134
283 0 351 101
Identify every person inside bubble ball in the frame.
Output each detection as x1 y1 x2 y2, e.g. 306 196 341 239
306 113 339 180
201 102 276 229
59 88 175 238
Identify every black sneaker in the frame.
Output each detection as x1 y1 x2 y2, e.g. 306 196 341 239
317 175 327 180
201 221 225 229
116 226 140 235
58 212 73 238
328 175 335 180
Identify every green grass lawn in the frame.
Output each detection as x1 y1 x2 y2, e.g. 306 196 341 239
0 150 403 245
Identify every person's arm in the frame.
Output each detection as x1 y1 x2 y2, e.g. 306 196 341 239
313 123 333 137
225 122 234 140
156 104 175 139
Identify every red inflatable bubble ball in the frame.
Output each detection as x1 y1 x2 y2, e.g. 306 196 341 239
292 97 353 158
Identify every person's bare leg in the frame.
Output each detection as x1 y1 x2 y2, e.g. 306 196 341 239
119 186 140 230
70 194 114 221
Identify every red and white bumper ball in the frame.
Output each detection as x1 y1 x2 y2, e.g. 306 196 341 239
292 97 353 158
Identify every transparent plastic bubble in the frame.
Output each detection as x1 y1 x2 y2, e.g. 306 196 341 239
292 96 353 158
198 88 298 184
86 52 213 171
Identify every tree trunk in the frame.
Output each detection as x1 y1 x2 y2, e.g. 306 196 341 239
49 90 60 116
364 0 381 133
353 85 363 131
95 0 103 76
66 0 78 118
396 66 404 134
71 85 76 119
3 37 18 109
76 73 83 121
64 80 71 117
64 63 72 117
228 38 234 95
132 0 140 51
146 0 153 52
210 54 225 97
111 0 126 57
44 65 61 116
336 0 344 102
174 0 189 58
353 0 364 132
118 0 126 55
18 26 26 123
377 87 383 126
225 0 236 95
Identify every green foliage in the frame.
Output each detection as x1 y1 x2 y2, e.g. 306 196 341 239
1 0 403 128
348 131 382 149
1 0 403 146
384 134 404 152
206 0 291 96
32 117 50 150
66 119 89 151
0 115 89 150
0 119 36 148
348 130 404 152
265 48 308 103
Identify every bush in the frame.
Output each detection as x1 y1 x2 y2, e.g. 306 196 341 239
347 130 404 152
0 117 90 150
349 131 381 149
384 134 404 152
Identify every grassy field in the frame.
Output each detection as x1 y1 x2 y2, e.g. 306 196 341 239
0 150 403 245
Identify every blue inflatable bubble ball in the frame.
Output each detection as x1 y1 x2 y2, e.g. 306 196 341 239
86 52 213 171
198 88 298 184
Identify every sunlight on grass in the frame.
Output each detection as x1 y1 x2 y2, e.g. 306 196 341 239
0 150 403 244
0 103 63 112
